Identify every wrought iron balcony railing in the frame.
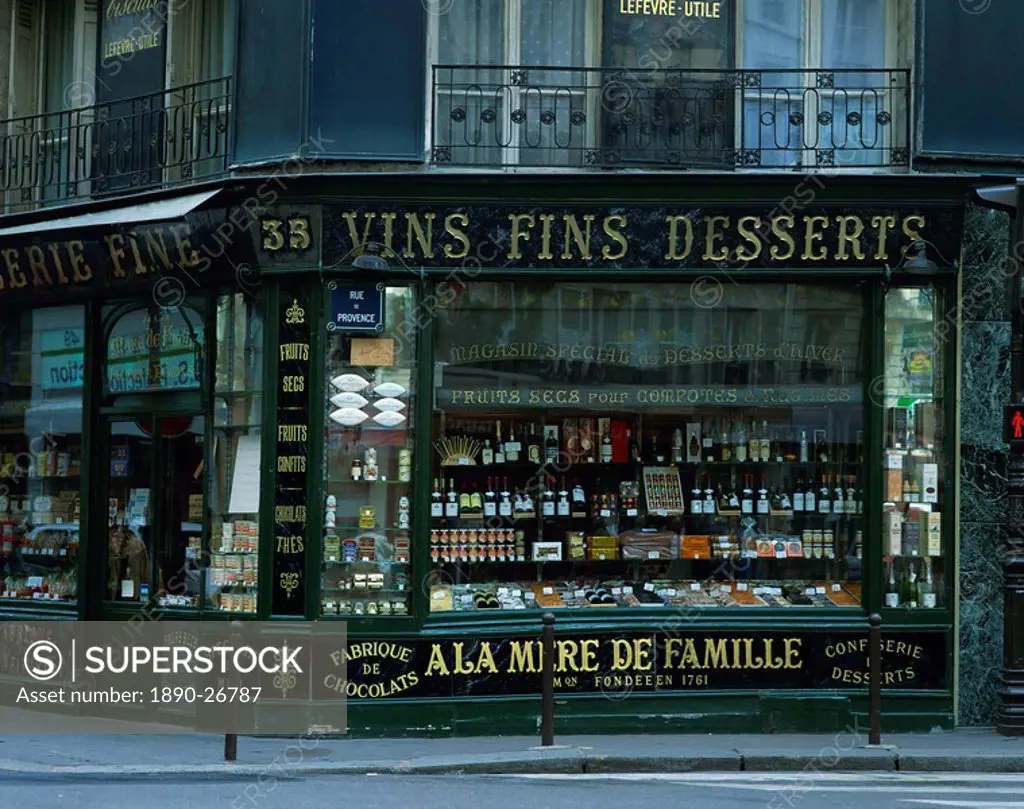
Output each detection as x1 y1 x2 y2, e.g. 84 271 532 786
0 77 231 211
432 66 910 170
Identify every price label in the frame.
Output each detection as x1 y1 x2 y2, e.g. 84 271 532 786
543 586 554 595
647 551 660 560
656 509 668 517
887 452 904 470
506 442 522 452
525 592 536 601
498 587 509 596
775 551 787 560
626 508 638 517
831 583 842 592
600 509 611 517
574 589 585 598
667 588 678 596
328 555 336 562
623 586 634 595
816 586 826 595
805 587 817 596
690 582 701 591
457 458 470 465
361 556 370 562
737 582 748 591
644 582 655 592
611 587 622 596
431 591 445 600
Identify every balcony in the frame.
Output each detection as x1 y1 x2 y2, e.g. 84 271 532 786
431 66 910 171
0 77 231 211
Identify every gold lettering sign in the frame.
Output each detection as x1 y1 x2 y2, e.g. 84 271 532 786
337 210 930 268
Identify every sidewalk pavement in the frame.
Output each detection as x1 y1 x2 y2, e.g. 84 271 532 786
1 727 1023 778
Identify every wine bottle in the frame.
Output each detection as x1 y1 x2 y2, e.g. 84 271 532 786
470 484 483 515
673 428 684 464
484 478 497 517
759 420 771 462
571 480 587 518
920 560 937 608
703 476 715 514
804 479 816 512
799 430 809 463
446 478 460 518
545 426 559 464
494 421 505 464
542 484 556 517
481 439 494 466
818 474 831 514
833 477 844 514
793 478 805 512
741 475 753 514
431 478 444 518
845 475 857 515
690 483 703 515
735 421 747 463
602 426 614 464
557 477 571 517
499 477 513 517
747 420 758 464
885 561 899 607
756 479 770 514
505 423 520 463
703 421 715 462
720 429 731 462
627 429 640 464
459 483 473 515
528 425 542 465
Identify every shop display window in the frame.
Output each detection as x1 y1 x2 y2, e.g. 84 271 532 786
429 281 866 611
881 288 946 610
208 293 265 614
0 306 85 604
321 285 417 617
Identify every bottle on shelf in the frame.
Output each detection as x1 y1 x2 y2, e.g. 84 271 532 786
759 420 771 462
495 421 506 465
627 429 640 464
505 424 520 463
817 430 829 463
673 427 685 464
833 477 844 514
920 560 937 608
571 480 587 518
799 431 809 463
482 439 494 466
459 482 473 516
720 428 731 462
542 484 556 516
469 484 483 516
703 477 715 514
602 426 614 464
499 477 513 517
350 458 363 481
818 474 831 514
690 482 703 515
885 561 899 607
735 421 748 463
545 426 559 464
484 478 497 517
741 475 754 514
846 475 857 515
431 478 444 518
445 478 460 518
688 428 701 464
804 478 816 512
528 425 542 465
793 478 805 512
756 479 770 514
902 566 919 608
557 477 571 517
703 421 715 462
748 420 758 464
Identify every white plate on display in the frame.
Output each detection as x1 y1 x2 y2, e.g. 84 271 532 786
329 408 369 426
373 411 406 427
330 392 369 408
374 382 406 398
331 374 370 392
374 397 406 412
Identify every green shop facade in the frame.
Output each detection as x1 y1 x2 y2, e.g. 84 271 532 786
0 173 972 734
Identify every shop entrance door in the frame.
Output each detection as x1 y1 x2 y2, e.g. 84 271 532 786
97 413 206 615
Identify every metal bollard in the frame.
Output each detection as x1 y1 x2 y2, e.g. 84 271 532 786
224 620 244 761
541 612 555 747
869 613 882 746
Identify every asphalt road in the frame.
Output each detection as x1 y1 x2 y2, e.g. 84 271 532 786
3 773 1024 809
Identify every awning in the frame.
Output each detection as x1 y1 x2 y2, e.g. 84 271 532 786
973 181 1022 214
0 188 222 238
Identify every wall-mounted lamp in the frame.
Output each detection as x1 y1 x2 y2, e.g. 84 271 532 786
884 239 944 286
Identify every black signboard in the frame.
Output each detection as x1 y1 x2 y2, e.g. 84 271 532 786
322 204 964 272
325 629 948 700
273 287 312 615
95 0 169 191
326 281 385 333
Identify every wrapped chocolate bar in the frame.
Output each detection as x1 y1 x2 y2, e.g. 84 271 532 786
620 529 678 560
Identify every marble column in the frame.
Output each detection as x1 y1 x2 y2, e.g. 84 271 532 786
958 203 1012 726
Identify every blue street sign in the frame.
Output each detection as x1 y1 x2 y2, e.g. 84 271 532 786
327 282 385 332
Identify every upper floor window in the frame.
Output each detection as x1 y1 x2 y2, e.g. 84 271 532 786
429 0 909 170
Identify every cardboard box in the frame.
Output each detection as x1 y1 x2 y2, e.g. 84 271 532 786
922 463 939 504
531 542 563 562
885 510 903 555
915 402 938 448
887 407 909 448
925 511 942 556
611 419 629 463
887 469 902 502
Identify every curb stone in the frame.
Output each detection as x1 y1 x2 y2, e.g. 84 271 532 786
585 753 742 773
896 754 1024 772
742 751 898 772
